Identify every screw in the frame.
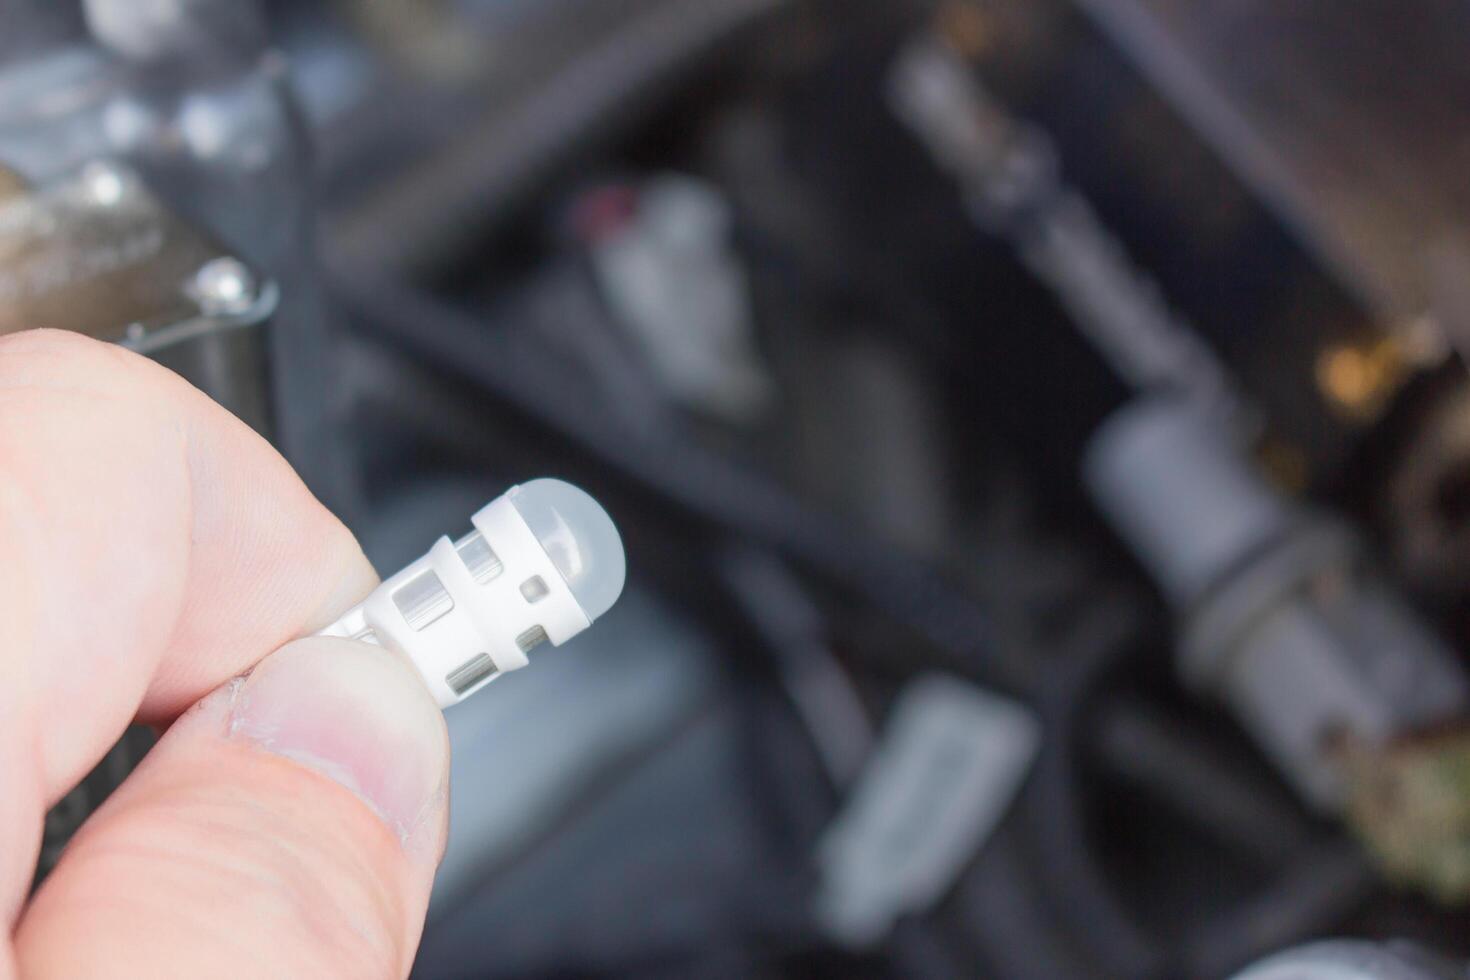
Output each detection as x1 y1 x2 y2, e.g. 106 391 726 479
81 161 127 207
189 257 258 315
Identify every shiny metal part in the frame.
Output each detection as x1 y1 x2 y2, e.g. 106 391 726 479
84 0 267 61
188 256 259 316
0 159 279 435
0 160 269 340
446 654 499 697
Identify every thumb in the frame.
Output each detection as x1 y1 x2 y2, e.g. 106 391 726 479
15 638 450 980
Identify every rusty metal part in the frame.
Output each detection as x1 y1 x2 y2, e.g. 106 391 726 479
1340 729 1470 903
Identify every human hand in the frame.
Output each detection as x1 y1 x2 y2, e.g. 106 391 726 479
0 330 449 979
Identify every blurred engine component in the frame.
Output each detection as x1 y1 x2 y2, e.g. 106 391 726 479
0 0 348 884
1233 940 1469 980
1341 731 1470 903
814 673 1038 947
890 33 1244 429
10 0 1470 975
1386 387 1470 598
0 6 339 484
0 159 277 430
329 0 482 79
1068 0 1470 334
1085 397 1469 812
316 0 795 275
584 175 775 423
83 0 267 62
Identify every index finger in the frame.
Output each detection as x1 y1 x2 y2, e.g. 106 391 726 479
0 329 377 915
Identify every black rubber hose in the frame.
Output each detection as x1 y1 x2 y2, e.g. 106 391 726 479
1021 600 1173 979
1091 699 1315 866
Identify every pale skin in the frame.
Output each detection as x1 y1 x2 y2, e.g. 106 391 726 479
0 329 451 978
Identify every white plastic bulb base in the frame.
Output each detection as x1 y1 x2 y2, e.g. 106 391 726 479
320 479 626 707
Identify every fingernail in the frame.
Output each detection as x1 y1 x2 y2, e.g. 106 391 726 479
228 637 449 845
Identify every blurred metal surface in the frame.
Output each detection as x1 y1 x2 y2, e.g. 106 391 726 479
0 159 278 433
323 0 796 275
1071 0 1470 326
0 25 350 504
1232 940 1466 980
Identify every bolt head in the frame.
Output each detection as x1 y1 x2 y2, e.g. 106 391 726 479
189 257 257 315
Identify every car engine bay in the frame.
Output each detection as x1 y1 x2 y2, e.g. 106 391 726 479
6 1 1470 977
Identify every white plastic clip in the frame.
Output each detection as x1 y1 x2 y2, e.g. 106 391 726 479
320 479 626 707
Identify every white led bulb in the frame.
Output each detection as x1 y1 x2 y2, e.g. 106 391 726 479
320 479 627 707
